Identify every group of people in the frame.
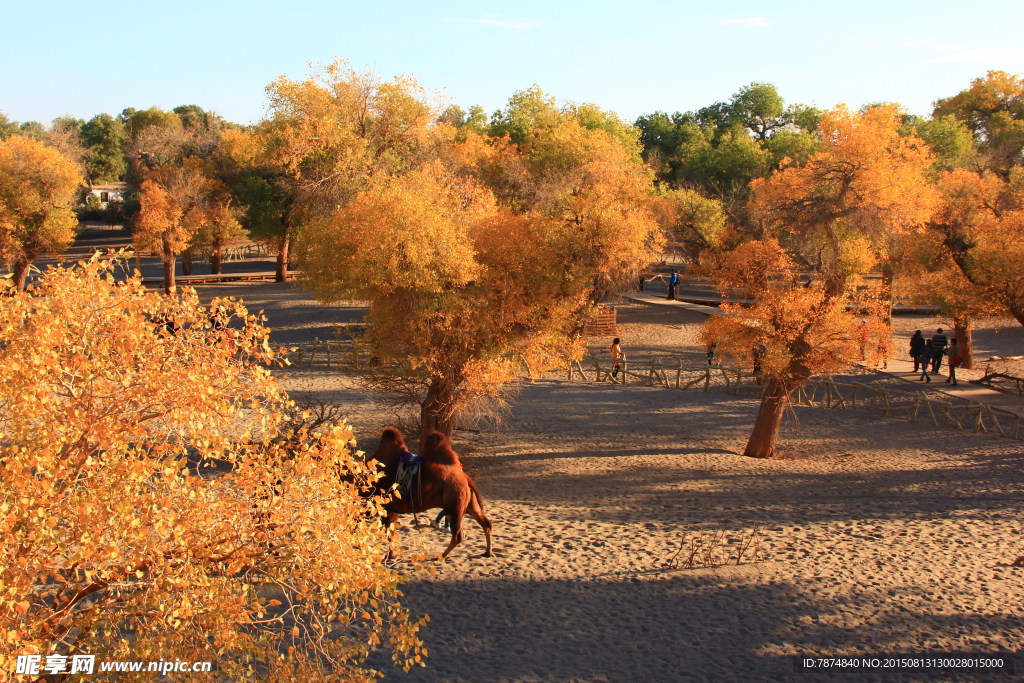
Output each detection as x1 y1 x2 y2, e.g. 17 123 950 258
909 328 962 385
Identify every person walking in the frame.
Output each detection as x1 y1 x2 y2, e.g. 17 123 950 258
610 337 625 379
931 328 948 374
918 339 934 382
667 271 680 301
946 338 961 386
909 330 925 372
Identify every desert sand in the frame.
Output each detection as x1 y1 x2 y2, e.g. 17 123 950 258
185 284 1024 683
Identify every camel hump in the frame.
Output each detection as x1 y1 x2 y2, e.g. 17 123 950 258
423 430 461 467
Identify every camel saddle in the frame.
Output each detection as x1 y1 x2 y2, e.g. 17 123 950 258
394 449 423 506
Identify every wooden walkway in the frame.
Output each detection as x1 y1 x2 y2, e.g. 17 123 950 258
623 291 727 317
878 358 1024 414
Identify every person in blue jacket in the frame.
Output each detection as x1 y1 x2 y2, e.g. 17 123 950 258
918 339 934 383
667 271 680 301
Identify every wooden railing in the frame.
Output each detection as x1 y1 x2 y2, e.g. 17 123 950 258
565 356 1024 441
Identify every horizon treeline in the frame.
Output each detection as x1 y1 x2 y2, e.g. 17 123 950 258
2 67 1023 337
0 71 1011 240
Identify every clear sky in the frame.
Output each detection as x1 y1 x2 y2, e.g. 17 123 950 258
3 0 1023 126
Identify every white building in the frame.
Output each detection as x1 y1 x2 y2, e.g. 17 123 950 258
85 183 126 206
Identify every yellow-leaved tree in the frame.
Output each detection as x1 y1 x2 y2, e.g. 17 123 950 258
135 158 232 293
703 105 936 458
0 259 424 681
0 135 82 290
300 101 662 449
232 60 438 283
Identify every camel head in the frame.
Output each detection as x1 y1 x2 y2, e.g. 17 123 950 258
370 427 407 470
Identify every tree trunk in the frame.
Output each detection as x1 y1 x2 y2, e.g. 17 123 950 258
953 316 974 370
419 377 457 453
12 259 31 291
276 235 290 283
1008 302 1024 328
162 255 176 295
211 242 223 274
743 378 795 459
181 249 194 276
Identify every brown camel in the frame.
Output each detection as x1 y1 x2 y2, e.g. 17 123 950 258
369 427 493 559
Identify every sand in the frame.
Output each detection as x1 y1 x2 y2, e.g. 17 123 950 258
240 291 1024 682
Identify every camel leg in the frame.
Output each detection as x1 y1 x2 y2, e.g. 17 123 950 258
466 494 493 558
440 507 464 559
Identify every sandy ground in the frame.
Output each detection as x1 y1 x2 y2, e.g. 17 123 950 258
250 293 1024 682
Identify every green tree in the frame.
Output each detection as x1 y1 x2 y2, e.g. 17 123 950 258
934 70 1024 170
902 114 976 171
730 82 785 140
634 83 821 224
438 104 489 139
80 113 127 183
0 111 18 139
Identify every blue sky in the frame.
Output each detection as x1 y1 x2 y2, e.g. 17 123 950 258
3 0 1023 125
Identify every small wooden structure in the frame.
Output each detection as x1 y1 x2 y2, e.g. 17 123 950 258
583 306 617 337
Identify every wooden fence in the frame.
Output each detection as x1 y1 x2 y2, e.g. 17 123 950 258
583 307 618 337
278 343 1024 442
198 243 272 263
794 379 1024 439
280 337 372 370
566 356 1024 441
568 355 762 395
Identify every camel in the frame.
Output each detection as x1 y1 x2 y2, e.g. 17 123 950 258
369 427 493 559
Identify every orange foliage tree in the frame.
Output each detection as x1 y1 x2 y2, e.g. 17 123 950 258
704 106 936 458
927 167 1024 328
0 135 82 290
0 259 424 681
135 158 232 293
300 113 661 448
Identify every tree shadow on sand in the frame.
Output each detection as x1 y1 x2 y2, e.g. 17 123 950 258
375 576 1022 682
